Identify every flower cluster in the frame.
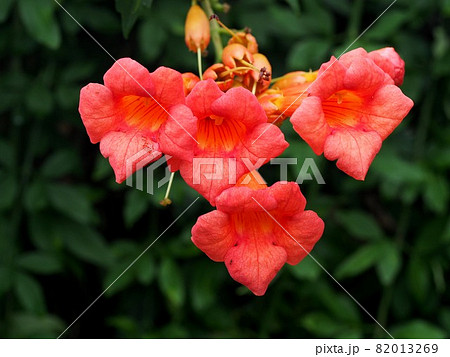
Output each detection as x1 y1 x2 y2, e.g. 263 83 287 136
78 4 413 295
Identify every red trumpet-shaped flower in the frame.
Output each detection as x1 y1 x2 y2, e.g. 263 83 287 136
159 79 288 205
290 48 413 180
191 171 324 295
79 58 185 183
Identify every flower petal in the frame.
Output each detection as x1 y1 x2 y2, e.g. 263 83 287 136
178 154 248 206
191 210 235 261
79 83 117 143
103 58 154 98
224 233 287 296
215 186 278 213
276 210 325 265
290 96 331 155
150 66 186 107
212 87 267 127
324 128 382 180
186 79 223 119
242 123 289 161
308 57 346 99
362 84 414 140
159 104 198 162
343 56 391 95
99 131 162 183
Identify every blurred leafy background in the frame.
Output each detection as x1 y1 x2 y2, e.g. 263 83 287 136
0 0 449 338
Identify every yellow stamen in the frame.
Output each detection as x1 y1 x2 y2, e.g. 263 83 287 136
160 171 175 206
219 66 256 78
239 59 259 71
251 81 257 95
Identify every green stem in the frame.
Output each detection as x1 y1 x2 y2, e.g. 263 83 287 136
197 47 203 80
346 0 364 43
202 0 223 62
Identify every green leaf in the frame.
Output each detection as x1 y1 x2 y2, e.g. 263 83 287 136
372 151 425 184
56 85 80 110
135 254 155 285
301 312 342 337
14 272 46 314
18 0 61 49
366 10 410 41
0 0 15 23
59 219 114 267
17 252 62 275
9 313 64 338
103 262 136 297
316 283 361 323
106 316 138 337
0 139 15 168
159 259 185 308
439 308 450 334
25 81 54 117
190 262 222 312
335 210 384 240
335 243 384 279
376 241 402 285
288 256 321 281
284 0 300 14
138 19 167 62
124 189 150 228
93 154 113 181
0 266 13 297
47 184 95 224
391 320 447 339
115 0 152 38
407 257 430 303
28 213 61 251
0 173 18 211
41 150 80 179
287 39 329 71
424 172 449 214
24 179 48 212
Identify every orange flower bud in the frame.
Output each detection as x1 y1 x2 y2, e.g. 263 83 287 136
203 63 234 91
272 71 318 90
222 43 254 75
182 72 200 96
228 32 258 54
257 89 287 125
185 4 210 52
243 53 272 94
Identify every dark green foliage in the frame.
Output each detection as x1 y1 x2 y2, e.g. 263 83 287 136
0 0 449 338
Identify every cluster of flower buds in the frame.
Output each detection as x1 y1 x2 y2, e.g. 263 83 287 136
78 2 413 295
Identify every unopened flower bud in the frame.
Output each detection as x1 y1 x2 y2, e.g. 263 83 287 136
228 31 258 54
257 89 286 125
222 43 254 74
244 53 272 93
203 63 235 91
272 71 318 90
182 72 200 96
185 4 210 52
